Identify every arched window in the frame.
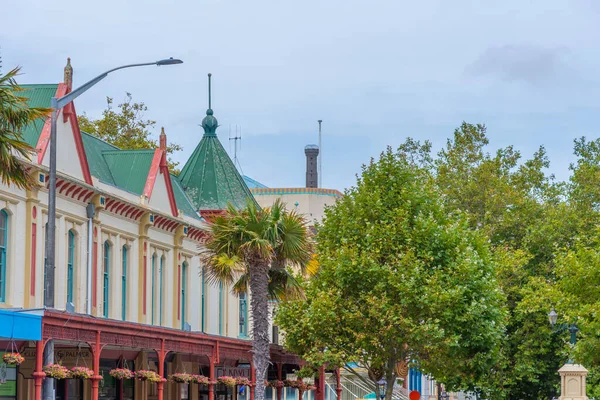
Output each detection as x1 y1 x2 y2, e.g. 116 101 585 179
239 292 248 337
0 210 8 302
181 262 187 330
67 230 75 304
103 241 110 318
121 246 127 321
151 254 156 325
159 256 164 326
201 268 205 332
218 281 223 335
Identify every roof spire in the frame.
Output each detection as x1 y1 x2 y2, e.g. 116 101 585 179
201 73 218 137
64 57 73 91
208 72 212 109
159 127 167 150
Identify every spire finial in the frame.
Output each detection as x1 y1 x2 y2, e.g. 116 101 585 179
159 127 167 150
208 73 212 110
64 57 73 90
201 73 218 136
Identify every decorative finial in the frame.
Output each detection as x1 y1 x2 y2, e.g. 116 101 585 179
64 57 73 90
159 127 167 150
201 73 218 136
208 73 212 110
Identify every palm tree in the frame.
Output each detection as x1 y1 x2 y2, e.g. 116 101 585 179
202 199 313 400
0 67 51 189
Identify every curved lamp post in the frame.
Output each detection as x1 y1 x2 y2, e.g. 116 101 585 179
44 57 183 309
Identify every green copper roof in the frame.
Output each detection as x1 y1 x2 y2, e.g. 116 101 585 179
178 74 256 211
81 132 118 185
179 132 256 210
102 150 155 195
171 174 200 217
18 84 58 147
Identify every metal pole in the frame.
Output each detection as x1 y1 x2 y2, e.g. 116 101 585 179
318 120 322 188
42 339 54 400
45 100 58 309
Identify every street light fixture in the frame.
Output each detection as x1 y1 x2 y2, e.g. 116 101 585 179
377 379 386 400
44 57 183 309
548 307 579 364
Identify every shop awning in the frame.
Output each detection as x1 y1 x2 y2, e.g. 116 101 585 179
0 309 42 340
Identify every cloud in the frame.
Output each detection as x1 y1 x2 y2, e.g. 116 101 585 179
466 45 572 85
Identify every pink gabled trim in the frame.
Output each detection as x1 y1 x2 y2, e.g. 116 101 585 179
143 149 163 198
35 83 93 185
143 149 179 217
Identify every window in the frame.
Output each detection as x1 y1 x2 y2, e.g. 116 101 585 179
239 292 248 337
0 210 7 302
151 254 156 325
122 246 127 321
201 268 205 332
67 230 75 304
181 262 187 329
103 242 110 318
159 256 164 326
218 281 223 335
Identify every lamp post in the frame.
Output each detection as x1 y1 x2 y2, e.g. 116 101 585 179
44 57 183 308
548 307 579 360
42 57 182 400
377 379 386 400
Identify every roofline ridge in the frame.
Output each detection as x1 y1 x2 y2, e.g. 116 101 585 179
81 131 121 150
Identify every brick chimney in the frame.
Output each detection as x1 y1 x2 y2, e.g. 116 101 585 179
305 145 319 188
64 58 73 91
159 127 167 150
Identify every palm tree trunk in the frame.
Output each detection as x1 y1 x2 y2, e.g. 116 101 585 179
249 260 270 400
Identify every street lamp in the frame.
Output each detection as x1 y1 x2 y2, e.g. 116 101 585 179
548 307 579 364
377 379 386 400
44 57 183 309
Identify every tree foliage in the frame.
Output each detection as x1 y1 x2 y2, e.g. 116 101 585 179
276 146 505 399
78 93 182 173
0 67 51 189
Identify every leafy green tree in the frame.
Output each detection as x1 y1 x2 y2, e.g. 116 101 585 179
276 147 505 400
78 93 182 173
398 123 580 399
0 67 51 189
201 200 313 400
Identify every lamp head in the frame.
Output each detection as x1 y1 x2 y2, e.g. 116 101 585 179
548 308 558 327
156 57 184 66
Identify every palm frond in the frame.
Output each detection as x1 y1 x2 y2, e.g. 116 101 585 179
0 67 52 189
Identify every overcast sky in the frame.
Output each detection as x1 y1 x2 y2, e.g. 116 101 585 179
4 0 600 191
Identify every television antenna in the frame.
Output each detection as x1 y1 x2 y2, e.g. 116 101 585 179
229 125 243 174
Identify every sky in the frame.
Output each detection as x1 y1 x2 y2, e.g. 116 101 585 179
3 0 600 191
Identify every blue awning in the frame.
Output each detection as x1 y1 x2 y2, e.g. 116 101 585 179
0 309 42 340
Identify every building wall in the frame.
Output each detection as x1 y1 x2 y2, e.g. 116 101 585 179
0 179 249 340
251 191 341 226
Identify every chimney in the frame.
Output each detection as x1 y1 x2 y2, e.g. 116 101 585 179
64 58 73 91
305 145 319 188
159 127 167 150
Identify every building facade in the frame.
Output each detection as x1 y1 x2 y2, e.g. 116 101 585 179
0 62 305 400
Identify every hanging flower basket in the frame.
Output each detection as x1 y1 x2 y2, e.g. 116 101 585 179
266 380 285 388
70 366 95 380
43 364 71 380
236 377 251 387
189 374 211 385
2 353 24 365
170 373 192 383
109 368 134 380
136 370 161 383
284 380 300 389
217 376 237 387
